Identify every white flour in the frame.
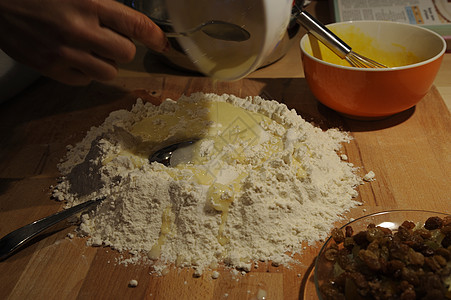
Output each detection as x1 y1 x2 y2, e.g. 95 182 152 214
53 93 362 274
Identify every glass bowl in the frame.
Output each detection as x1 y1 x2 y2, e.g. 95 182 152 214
314 210 451 300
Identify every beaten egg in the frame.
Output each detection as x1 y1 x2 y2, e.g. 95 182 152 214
305 25 422 68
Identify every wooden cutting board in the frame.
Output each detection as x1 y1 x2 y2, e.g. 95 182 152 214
0 76 450 300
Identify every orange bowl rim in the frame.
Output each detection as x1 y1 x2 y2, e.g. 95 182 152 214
299 20 447 72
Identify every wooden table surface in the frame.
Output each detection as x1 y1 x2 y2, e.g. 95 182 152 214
0 2 450 299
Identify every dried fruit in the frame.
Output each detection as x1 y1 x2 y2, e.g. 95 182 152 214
425 216 443 230
319 216 451 300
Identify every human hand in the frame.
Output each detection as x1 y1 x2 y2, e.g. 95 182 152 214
0 0 169 85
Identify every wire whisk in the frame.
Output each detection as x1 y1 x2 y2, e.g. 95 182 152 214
294 7 388 69
346 51 387 68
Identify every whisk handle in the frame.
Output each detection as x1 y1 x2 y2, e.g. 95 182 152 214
294 9 351 59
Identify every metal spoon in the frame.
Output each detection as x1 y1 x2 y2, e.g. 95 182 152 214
0 141 197 260
0 197 104 260
165 20 250 42
293 7 386 68
149 140 198 167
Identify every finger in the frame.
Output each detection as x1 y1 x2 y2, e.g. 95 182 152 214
59 13 138 64
65 48 118 81
88 26 137 63
0 13 53 69
44 46 118 85
48 68 92 86
94 0 169 53
0 27 114 85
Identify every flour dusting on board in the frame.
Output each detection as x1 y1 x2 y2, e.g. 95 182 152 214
53 92 363 275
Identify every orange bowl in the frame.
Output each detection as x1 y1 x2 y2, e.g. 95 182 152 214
300 21 446 119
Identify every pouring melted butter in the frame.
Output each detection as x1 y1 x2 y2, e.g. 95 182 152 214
207 183 234 246
103 98 307 247
148 205 174 260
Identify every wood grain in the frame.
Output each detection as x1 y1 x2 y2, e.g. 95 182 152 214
0 76 450 300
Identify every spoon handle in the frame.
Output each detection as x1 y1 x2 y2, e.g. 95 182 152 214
165 32 186 38
0 197 104 260
294 9 351 58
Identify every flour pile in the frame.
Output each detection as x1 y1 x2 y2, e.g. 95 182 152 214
53 93 362 274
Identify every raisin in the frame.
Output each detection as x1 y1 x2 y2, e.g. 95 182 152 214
380 245 390 261
415 228 432 239
433 254 447 267
345 225 353 237
348 271 369 289
400 287 416 300
379 259 389 275
337 248 354 271
434 247 450 260
343 237 355 250
390 240 410 260
441 234 451 248
399 280 412 291
424 256 441 271
422 289 446 300
353 231 369 246
401 220 416 230
367 240 380 253
324 247 338 262
378 226 393 236
422 246 436 257
334 271 347 288
323 216 451 300
438 265 451 277
424 216 443 230
359 249 381 271
407 233 425 251
407 249 424 266
331 228 345 244
366 227 385 242
388 259 405 272
420 273 444 295
396 226 413 241
401 267 420 286
319 282 346 300
440 225 451 235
